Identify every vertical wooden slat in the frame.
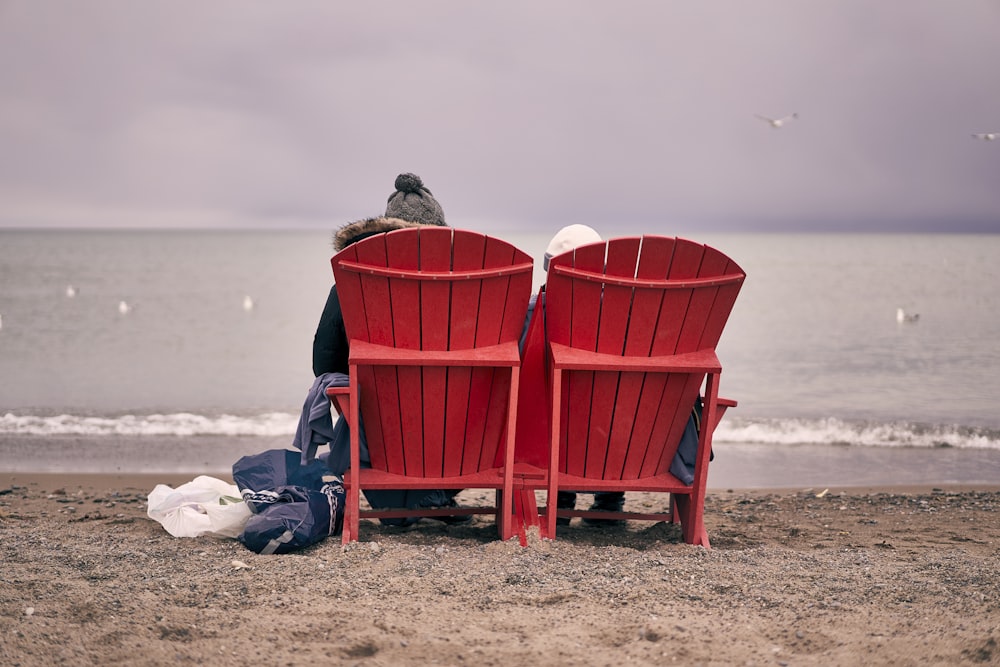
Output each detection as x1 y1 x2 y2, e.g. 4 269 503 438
475 237 517 471
544 255 573 477
646 377 697 477
561 243 604 477
640 240 706 478
620 372 664 478
615 236 672 477
616 236 672 479
355 237 400 472
444 230 485 477
415 227 453 477
385 231 423 476
649 239 700 356
331 245 387 471
490 244 532 472
590 238 639 479
331 246 366 344
698 251 744 349
651 240 725 476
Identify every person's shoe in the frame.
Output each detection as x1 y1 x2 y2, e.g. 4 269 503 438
582 492 626 526
379 517 418 527
419 493 473 525
555 491 577 526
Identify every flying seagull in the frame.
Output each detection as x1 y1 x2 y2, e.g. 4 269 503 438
755 113 799 128
972 132 999 141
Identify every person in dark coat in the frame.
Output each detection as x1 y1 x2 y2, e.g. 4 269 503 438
313 173 448 376
311 173 467 524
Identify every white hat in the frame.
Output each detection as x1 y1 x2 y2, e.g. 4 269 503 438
543 224 602 271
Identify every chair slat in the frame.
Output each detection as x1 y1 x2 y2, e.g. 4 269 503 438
440 230 487 476
563 243 605 477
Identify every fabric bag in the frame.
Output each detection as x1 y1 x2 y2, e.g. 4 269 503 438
232 449 345 554
238 483 345 554
146 475 252 539
232 448 328 512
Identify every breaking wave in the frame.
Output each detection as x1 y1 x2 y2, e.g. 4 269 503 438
0 412 298 437
2 412 998 451
714 417 1000 450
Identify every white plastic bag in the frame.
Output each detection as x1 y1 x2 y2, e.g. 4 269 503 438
147 475 252 538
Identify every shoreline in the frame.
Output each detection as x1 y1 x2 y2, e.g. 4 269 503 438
4 471 1000 497
4 436 1000 490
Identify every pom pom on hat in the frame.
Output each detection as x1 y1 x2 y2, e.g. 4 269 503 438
385 173 446 227
393 173 424 193
544 224 602 271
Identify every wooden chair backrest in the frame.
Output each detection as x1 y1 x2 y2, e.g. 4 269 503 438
545 236 745 480
332 227 533 477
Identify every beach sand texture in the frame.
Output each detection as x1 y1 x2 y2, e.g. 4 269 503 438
1 474 998 667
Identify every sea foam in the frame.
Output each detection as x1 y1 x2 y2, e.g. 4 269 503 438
2 411 998 450
0 412 298 437
715 417 1000 450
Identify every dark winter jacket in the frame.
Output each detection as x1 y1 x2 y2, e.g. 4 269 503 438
311 216 430 377
312 285 348 376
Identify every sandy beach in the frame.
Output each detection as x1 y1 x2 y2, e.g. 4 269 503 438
1 472 998 666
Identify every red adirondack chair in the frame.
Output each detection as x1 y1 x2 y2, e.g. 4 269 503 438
326 227 533 543
540 236 745 546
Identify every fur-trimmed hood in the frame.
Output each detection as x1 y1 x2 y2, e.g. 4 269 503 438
332 216 426 252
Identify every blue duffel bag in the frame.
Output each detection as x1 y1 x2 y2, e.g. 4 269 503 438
232 449 345 554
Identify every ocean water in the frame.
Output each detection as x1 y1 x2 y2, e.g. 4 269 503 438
2 229 999 482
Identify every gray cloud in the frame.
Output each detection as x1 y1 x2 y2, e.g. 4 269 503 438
1 0 998 232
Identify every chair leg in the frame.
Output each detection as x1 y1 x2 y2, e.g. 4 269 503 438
547 368 563 540
674 494 692 540
341 478 360 544
340 496 353 544
673 494 710 548
515 485 539 538
496 489 512 542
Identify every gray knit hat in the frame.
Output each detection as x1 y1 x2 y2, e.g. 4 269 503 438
385 173 446 226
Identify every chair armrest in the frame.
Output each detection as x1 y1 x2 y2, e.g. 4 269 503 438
324 386 350 416
548 342 721 374
350 339 522 368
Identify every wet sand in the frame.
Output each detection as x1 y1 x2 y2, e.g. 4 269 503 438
5 436 1000 490
1 472 998 666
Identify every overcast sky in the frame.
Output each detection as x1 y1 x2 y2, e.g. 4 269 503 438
1 1 999 234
